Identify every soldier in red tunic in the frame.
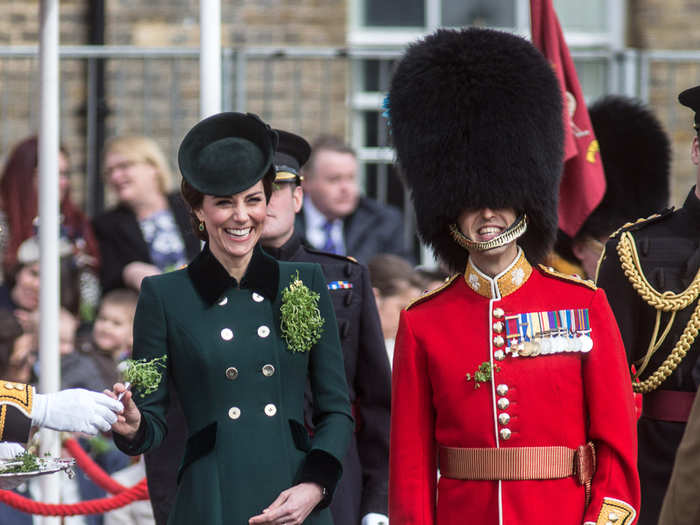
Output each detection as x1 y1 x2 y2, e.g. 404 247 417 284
386 28 640 525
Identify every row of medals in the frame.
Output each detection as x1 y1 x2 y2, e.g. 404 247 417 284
507 330 593 357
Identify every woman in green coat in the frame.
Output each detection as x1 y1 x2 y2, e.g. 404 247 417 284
110 112 354 525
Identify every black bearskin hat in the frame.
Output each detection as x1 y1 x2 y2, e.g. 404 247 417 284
581 95 670 238
388 28 563 271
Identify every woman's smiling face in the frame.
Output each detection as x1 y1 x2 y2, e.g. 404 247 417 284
195 180 268 269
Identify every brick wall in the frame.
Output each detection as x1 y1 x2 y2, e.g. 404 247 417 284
628 0 700 207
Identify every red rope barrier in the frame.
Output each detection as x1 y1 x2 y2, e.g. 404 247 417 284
0 479 149 516
62 438 130 494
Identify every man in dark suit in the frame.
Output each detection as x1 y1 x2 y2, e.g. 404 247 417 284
265 130 390 525
596 85 700 525
295 135 411 264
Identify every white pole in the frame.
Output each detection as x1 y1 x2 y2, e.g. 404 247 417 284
200 0 222 117
38 0 61 522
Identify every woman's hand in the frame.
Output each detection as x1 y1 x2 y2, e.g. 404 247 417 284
104 383 141 439
248 482 324 524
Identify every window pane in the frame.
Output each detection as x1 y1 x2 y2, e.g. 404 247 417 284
441 0 515 28
364 0 425 27
553 0 607 32
575 59 607 102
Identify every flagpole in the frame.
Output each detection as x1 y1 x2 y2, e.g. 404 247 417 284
200 0 222 118
38 0 61 522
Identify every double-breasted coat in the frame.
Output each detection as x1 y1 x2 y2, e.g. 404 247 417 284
114 244 353 525
144 233 391 525
390 250 640 525
596 188 700 525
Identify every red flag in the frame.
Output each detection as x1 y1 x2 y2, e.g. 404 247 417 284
530 0 606 237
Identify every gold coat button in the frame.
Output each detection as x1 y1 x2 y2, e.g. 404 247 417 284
252 292 264 303
493 307 505 319
496 384 509 396
498 413 511 425
218 296 228 306
262 364 275 377
493 321 504 333
228 406 241 420
500 428 512 440
608 511 619 522
257 325 270 338
493 335 505 347
221 328 234 341
497 397 510 410
264 403 277 417
4 382 14 389
494 350 505 361
225 367 239 380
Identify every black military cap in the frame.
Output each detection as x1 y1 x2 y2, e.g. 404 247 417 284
273 129 311 185
678 85 700 129
178 112 278 196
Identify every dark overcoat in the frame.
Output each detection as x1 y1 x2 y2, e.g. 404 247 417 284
267 233 391 523
596 187 700 525
115 244 353 525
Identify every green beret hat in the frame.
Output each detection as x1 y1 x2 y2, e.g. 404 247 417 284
178 112 279 196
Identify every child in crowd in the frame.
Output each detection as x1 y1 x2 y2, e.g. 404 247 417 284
60 307 105 392
367 254 424 367
87 289 139 389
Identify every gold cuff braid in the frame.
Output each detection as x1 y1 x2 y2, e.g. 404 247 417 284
616 232 700 393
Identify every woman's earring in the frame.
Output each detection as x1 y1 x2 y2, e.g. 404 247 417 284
198 221 205 232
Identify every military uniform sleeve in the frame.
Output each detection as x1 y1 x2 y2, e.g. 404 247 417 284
354 266 391 517
113 277 170 456
0 382 33 443
581 289 640 524
657 391 700 525
298 264 354 507
389 310 437 525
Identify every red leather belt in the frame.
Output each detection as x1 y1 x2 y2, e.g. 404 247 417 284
642 389 696 422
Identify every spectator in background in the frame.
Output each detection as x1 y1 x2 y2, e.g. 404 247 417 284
0 311 36 385
81 288 139 390
59 307 106 392
92 136 200 293
296 135 411 264
367 254 423 366
0 236 79 335
0 136 101 318
415 265 451 292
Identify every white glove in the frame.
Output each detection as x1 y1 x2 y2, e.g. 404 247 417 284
0 442 25 459
362 513 389 525
31 388 124 435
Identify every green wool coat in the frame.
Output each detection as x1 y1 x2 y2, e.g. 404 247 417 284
115 244 353 525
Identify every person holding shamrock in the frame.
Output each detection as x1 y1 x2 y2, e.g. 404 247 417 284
109 112 353 525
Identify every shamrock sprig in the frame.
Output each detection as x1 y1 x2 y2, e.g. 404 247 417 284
465 361 500 389
122 355 168 398
280 271 325 353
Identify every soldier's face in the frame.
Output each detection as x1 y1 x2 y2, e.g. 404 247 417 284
457 208 518 247
302 150 359 220
262 183 303 248
195 181 268 267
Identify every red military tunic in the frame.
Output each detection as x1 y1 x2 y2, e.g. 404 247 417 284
390 250 639 525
